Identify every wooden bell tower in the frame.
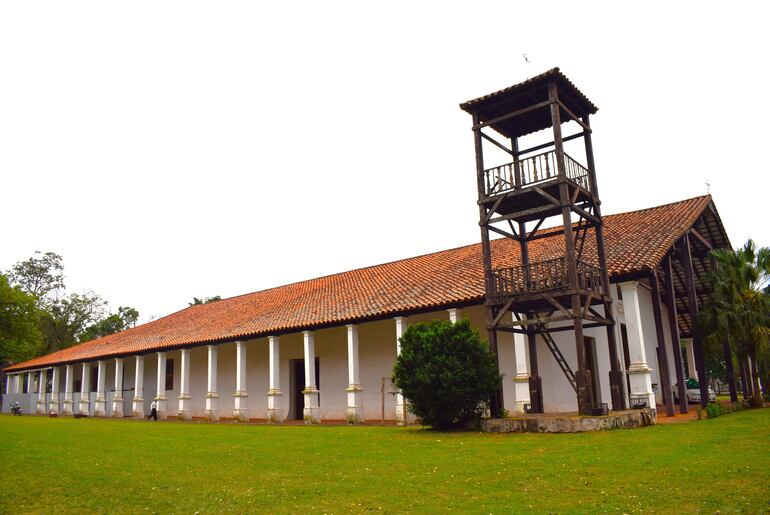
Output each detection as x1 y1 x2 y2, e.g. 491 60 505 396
460 68 625 415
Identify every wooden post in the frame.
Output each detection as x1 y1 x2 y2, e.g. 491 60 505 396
678 236 709 408
527 326 543 413
472 112 503 417
549 81 590 414
583 115 624 410
650 271 675 416
663 254 689 413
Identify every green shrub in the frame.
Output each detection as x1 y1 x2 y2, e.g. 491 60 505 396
706 403 722 419
393 318 501 429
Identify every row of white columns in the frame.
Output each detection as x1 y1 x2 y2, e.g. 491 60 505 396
9 310 464 422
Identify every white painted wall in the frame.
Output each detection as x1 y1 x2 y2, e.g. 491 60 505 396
1 290 672 418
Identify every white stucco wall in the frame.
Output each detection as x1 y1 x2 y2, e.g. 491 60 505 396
2 288 675 418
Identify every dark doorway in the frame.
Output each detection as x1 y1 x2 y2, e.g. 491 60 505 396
289 358 320 420
583 336 600 404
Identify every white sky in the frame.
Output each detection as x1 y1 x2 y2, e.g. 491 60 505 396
1 2 768 323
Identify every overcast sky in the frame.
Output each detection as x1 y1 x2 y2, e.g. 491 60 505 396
1 2 768 322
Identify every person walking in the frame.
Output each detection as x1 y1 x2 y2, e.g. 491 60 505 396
147 399 158 421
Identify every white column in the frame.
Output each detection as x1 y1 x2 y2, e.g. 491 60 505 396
394 316 410 425
79 363 91 414
50 367 60 414
345 324 364 424
62 365 74 415
94 360 107 416
131 355 144 418
205 345 219 421
684 338 698 380
267 336 283 423
233 341 249 422
620 281 655 410
4 375 10 397
14 374 22 394
302 331 320 423
155 352 167 420
112 358 124 417
26 371 34 410
177 349 191 420
447 308 460 323
610 285 630 407
36 369 48 414
511 313 531 413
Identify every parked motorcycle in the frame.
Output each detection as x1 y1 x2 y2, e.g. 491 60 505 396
11 402 22 416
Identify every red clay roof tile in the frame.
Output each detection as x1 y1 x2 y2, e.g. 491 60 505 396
5 195 715 372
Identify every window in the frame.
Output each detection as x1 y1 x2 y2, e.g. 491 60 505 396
165 359 174 391
90 369 98 392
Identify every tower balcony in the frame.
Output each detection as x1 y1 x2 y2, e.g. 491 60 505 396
483 150 591 197
487 257 603 302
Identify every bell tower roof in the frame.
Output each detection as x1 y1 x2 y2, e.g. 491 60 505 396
459 67 598 138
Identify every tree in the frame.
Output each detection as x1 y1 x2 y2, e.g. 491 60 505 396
189 296 221 306
6 251 65 306
393 319 501 429
79 306 139 342
699 240 770 407
0 274 43 365
39 291 108 353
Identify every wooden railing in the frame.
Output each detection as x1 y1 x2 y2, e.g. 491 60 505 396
483 150 590 195
488 257 603 297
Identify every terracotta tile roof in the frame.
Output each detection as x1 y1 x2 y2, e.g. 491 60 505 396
5 195 715 372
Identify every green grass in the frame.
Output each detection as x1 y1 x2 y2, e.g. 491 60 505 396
1 410 769 513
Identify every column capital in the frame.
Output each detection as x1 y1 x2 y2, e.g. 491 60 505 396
619 280 640 291
345 323 357 330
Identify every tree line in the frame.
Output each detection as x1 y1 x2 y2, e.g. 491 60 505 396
0 252 139 367
699 240 769 406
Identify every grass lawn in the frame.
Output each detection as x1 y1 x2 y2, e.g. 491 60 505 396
0 410 768 513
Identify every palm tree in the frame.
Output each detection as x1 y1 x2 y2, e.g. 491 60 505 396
700 240 770 407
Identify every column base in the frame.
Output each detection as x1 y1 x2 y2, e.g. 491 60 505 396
346 406 365 424
62 400 73 416
205 392 219 421
628 364 655 410
94 397 107 417
512 374 530 414
49 403 60 415
178 395 192 420
346 385 364 424
303 388 320 424
267 389 283 423
131 397 144 418
267 408 284 423
233 391 249 422
111 397 123 417
79 400 90 415
232 409 249 422
36 401 47 415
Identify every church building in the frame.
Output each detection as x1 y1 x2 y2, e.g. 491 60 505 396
2 69 729 424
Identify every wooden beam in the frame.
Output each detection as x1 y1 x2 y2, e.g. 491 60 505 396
663 253 689 414
518 131 586 156
650 271 676 416
556 99 592 133
480 131 514 156
688 228 713 251
472 99 553 130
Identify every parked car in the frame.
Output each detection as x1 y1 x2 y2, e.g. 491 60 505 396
673 378 716 403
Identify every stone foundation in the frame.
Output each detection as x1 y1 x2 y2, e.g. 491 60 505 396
481 409 656 433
